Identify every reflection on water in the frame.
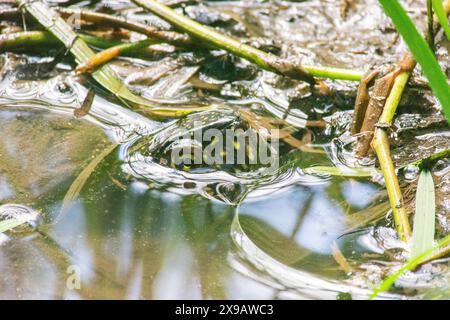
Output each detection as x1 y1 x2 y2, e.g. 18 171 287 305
0 62 400 299
0 102 391 299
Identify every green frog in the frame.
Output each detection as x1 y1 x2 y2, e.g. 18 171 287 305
130 106 307 175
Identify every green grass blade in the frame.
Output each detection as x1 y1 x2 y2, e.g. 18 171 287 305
22 1 205 118
432 0 450 40
0 218 26 233
411 170 436 258
370 232 450 299
379 0 450 124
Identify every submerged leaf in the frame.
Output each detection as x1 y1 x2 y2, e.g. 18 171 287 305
411 170 436 258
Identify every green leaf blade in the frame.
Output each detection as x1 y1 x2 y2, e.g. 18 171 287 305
379 0 450 125
411 170 436 258
432 0 450 40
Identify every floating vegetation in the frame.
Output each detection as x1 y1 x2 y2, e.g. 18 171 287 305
131 0 363 83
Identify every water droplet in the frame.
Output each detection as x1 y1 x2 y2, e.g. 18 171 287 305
403 165 419 182
0 204 40 234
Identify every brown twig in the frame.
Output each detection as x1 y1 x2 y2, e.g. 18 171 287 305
56 8 194 47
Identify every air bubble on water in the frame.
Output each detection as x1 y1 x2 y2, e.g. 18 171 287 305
403 165 420 182
0 204 40 234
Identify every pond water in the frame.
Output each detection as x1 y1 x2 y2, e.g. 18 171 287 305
0 0 450 300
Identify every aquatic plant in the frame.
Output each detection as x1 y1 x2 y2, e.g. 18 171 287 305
379 0 450 124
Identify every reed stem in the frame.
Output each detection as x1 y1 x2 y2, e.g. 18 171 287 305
372 71 412 241
361 0 450 241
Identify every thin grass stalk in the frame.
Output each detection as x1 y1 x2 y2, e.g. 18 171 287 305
0 6 193 47
412 148 450 168
303 165 379 178
432 0 450 40
131 0 363 82
56 143 118 224
0 6 195 49
0 31 171 62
